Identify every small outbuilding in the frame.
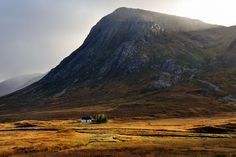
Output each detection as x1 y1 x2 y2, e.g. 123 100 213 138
81 116 92 123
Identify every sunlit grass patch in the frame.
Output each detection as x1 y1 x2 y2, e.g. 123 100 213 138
89 134 121 143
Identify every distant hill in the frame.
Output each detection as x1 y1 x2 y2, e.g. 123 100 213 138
0 73 44 97
0 8 236 121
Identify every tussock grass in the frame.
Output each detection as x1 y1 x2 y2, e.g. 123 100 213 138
0 116 235 156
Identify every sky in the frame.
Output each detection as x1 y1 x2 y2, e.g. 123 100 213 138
0 0 236 81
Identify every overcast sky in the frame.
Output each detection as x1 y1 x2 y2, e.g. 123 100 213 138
0 0 236 81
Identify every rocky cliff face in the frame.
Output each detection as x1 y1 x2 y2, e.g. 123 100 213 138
39 8 218 91
221 38 236 66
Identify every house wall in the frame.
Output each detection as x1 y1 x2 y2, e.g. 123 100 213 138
81 119 92 123
86 119 92 123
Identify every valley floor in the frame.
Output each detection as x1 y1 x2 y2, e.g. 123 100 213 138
0 113 236 157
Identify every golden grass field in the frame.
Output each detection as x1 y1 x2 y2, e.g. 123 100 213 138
0 113 236 157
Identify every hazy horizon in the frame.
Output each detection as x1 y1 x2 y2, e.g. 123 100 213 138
1 0 235 81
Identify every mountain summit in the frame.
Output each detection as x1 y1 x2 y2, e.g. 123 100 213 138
111 7 216 32
0 8 236 121
42 7 217 88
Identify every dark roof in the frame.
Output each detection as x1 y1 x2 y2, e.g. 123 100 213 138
81 116 92 120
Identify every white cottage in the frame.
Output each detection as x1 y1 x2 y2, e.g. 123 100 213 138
81 116 92 123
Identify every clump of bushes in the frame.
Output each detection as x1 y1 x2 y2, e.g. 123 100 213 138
94 114 108 124
15 122 37 128
190 126 228 134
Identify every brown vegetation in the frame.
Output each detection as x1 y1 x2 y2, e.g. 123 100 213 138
0 113 235 157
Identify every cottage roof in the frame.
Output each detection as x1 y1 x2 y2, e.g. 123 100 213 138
81 116 92 120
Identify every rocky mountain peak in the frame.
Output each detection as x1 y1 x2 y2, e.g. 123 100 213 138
108 7 217 32
42 8 218 84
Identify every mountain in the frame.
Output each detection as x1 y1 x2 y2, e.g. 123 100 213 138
0 73 44 97
0 7 236 121
221 36 236 66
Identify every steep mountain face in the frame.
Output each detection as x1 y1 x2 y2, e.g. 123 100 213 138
38 8 218 92
0 73 44 97
0 8 236 121
221 37 236 66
